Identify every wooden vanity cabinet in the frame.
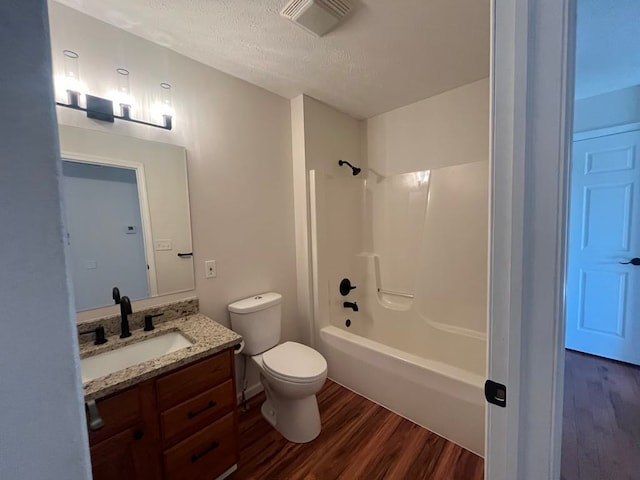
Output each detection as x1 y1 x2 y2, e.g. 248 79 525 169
89 425 156 480
87 348 238 480
157 349 239 480
88 382 162 480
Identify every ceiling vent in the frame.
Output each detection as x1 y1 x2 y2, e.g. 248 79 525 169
280 0 351 37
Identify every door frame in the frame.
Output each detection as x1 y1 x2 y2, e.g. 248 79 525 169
61 150 159 298
487 0 575 478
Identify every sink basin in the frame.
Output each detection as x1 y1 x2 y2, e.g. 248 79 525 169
81 332 193 384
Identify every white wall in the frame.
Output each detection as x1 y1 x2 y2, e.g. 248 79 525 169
573 84 640 133
303 96 364 174
291 96 313 344
291 95 364 345
0 1 91 479
48 3 299 344
367 78 490 175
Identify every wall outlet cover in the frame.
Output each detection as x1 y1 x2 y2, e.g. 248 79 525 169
205 260 217 279
154 239 172 251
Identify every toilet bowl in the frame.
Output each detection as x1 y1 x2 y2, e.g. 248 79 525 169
252 342 327 443
228 293 328 443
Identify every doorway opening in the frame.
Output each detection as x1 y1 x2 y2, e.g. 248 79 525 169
562 1 640 477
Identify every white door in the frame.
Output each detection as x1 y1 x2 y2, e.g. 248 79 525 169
566 129 640 365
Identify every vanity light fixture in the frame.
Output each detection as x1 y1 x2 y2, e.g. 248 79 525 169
55 51 173 131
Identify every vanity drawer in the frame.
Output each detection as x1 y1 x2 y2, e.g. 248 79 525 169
156 350 232 410
89 387 141 446
163 412 237 480
160 380 234 445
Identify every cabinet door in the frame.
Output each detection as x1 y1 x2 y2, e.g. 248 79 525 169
90 425 157 480
88 387 141 446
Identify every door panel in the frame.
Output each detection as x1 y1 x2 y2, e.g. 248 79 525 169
585 145 635 174
577 269 627 336
566 130 640 365
581 183 632 250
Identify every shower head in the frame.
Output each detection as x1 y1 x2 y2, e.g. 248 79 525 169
338 160 361 176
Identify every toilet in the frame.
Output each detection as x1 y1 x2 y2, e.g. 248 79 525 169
228 292 327 443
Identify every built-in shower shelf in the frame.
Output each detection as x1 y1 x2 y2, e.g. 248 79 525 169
377 288 414 299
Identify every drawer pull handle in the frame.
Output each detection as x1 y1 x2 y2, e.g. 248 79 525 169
191 441 219 463
133 430 144 441
187 400 217 419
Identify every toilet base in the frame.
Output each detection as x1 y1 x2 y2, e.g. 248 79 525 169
260 399 276 427
261 384 322 443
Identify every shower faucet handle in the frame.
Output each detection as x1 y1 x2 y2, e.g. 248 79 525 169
339 278 357 296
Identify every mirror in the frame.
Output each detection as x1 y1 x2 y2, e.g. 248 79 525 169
58 125 195 311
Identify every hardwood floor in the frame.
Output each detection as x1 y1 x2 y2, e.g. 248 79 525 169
233 380 483 480
562 350 640 480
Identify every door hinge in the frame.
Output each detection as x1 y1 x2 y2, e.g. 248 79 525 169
485 380 506 407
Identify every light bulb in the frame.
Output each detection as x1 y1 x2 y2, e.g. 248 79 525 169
116 68 132 118
160 82 174 129
63 50 81 106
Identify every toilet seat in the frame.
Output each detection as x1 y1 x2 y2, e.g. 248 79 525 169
262 341 327 384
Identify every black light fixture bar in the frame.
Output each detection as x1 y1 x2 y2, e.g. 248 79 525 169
55 96 173 130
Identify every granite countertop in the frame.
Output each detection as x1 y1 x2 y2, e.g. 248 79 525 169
80 313 242 401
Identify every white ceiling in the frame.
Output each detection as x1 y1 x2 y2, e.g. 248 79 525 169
53 0 490 119
575 0 640 99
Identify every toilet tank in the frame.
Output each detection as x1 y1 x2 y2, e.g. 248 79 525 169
228 292 282 355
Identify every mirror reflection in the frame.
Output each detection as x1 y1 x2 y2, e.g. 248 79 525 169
62 161 150 309
58 125 195 311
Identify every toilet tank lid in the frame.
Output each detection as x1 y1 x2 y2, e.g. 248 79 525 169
228 292 282 314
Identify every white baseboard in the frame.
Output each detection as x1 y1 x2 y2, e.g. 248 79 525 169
236 382 264 404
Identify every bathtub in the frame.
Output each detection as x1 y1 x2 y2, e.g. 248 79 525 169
308 165 487 455
317 325 485 456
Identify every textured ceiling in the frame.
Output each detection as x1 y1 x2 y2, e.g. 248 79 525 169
53 0 490 119
575 0 640 99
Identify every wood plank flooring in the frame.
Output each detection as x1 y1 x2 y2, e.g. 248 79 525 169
561 350 640 480
233 380 483 480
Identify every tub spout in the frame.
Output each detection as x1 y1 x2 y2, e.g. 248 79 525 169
343 301 359 312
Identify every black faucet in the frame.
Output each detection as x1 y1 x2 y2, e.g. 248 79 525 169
343 301 359 312
112 286 121 304
120 296 132 338
79 325 107 345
